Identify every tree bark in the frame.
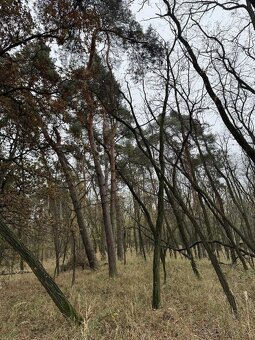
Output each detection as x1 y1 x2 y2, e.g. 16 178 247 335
42 128 97 270
109 125 124 261
0 217 82 323
165 184 238 315
87 111 117 277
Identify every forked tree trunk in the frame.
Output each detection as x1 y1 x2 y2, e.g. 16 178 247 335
0 217 82 323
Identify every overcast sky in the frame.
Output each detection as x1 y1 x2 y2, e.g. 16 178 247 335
128 1 242 155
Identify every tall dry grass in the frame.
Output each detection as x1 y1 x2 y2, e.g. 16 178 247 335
0 254 254 339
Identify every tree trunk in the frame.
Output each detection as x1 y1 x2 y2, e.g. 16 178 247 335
71 230 76 287
87 112 117 277
165 185 238 315
152 235 162 309
53 229 61 278
170 194 200 278
0 217 82 323
108 125 124 261
42 128 97 270
57 151 98 270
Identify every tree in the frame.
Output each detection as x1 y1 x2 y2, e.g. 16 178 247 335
0 217 82 323
160 0 255 163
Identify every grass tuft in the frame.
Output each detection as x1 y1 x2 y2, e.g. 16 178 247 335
0 255 255 339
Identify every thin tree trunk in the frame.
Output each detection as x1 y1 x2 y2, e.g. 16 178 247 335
194 135 248 270
165 184 238 315
116 197 124 260
71 230 76 287
169 193 200 278
53 229 60 278
18 228 24 271
152 233 162 309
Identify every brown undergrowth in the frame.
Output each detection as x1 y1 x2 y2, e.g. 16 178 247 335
0 254 254 339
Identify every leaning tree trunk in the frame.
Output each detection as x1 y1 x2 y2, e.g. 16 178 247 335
42 127 97 270
169 193 200 278
165 184 238 315
57 151 98 270
134 198 147 261
0 217 82 323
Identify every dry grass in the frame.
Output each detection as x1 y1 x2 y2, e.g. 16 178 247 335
0 254 255 339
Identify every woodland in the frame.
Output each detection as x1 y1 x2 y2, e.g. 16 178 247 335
1 0 255 339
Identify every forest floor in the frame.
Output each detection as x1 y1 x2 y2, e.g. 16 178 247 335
0 254 255 340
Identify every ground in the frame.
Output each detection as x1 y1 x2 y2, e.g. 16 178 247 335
0 254 254 339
